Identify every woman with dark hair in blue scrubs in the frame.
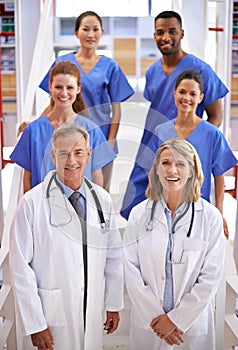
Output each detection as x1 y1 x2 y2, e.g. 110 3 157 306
39 11 134 191
121 70 237 238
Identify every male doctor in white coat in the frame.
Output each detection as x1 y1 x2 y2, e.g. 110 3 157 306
10 124 124 350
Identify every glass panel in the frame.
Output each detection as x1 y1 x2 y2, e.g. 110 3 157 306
55 0 148 17
141 38 157 58
151 0 173 17
60 18 75 35
112 17 137 35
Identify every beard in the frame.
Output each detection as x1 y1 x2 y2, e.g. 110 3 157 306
157 42 181 56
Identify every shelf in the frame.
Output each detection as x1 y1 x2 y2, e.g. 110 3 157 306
1 46 15 71
141 57 157 76
112 17 137 35
2 100 16 113
0 31 14 36
231 75 238 101
1 72 16 97
0 43 14 48
0 2 16 109
114 38 136 76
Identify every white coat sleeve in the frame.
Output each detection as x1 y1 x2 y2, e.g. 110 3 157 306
104 201 124 311
123 209 164 329
9 196 48 336
168 207 226 332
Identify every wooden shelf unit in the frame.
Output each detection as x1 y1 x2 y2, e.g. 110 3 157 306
0 2 16 108
231 1 238 102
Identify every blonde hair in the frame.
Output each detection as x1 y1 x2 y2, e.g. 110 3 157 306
146 138 203 202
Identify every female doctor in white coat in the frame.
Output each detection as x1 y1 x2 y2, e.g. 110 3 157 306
123 138 225 350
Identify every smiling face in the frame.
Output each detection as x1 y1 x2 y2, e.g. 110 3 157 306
174 78 204 114
51 133 92 190
156 148 192 199
154 17 184 55
49 74 80 110
75 15 103 50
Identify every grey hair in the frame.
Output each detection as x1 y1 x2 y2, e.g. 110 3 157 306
52 123 90 149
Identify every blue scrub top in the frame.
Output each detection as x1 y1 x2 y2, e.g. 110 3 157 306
144 54 228 120
39 53 134 141
10 115 116 188
120 119 237 219
140 54 229 147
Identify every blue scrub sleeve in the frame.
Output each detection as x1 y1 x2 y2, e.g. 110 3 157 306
211 130 237 177
10 127 32 171
87 127 116 171
107 62 134 103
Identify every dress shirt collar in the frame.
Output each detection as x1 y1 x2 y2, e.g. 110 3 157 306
161 197 187 219
55 174 86 200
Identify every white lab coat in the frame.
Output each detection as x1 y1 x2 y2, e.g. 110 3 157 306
123 198 226 350
10 171 123 350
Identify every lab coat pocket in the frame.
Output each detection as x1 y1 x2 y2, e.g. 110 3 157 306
183 237 206 250
181 238 207 270
38 288 66 327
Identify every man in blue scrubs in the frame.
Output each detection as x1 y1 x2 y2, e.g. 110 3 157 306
121 10 229 219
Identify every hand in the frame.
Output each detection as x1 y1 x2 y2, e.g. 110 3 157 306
108 139 115 149
17 121 30 136
150 314 177 338
164 329 184 346
31 328 54 350
104 311 120 334
223 216 229 239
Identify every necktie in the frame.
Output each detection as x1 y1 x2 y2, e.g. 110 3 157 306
69 192 86 243
163 211 174 313
69 191 87 329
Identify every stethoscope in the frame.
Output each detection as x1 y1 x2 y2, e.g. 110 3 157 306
46 172 107 232
146 200 195 238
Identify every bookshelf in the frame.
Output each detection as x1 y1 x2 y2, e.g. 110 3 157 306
0 2 16 112
232 0 238 103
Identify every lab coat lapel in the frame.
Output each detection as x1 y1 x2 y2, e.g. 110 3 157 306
148 200 167 228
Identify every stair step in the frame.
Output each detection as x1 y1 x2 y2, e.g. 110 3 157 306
103 334 129 349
